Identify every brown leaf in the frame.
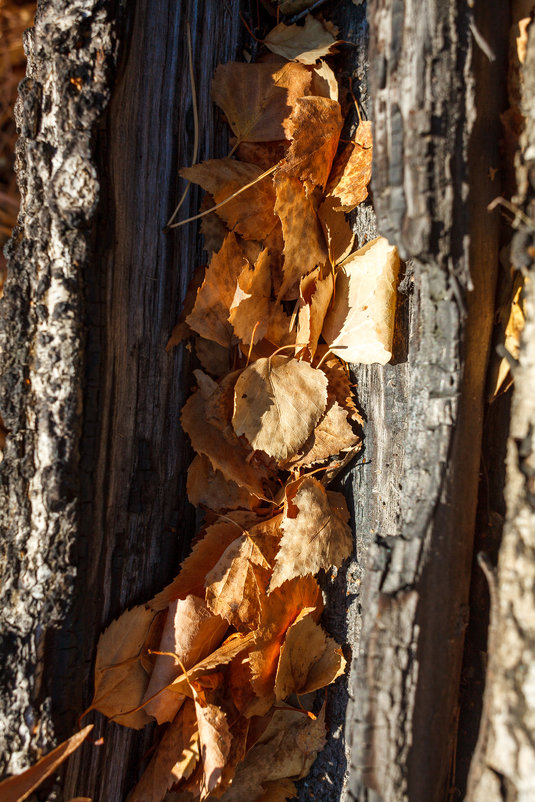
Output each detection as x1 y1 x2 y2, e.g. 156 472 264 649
92 606 164 728
256 779 298 801
150 518 258 611
195 338 231 378
187 454 260 513
274 608 346 699
232 355 328 462
143 596 228 724
127 701 199 802
264 15 339 65
215 705 326 801
185 233 247 348
279 96 343 192
283 400 361 470
235 141 289 171
326 121 373 211
169 632 258 697
296 266 334 359
181 370 272 497
317 353 363 424
192 680 233 799
205 515 282 631
270 477 353 590
180 160 277 241
322 236 400 365
248 576 323 705
212 61 311 143
317 196 355 266
229 249 295 347
0 726 93 802
273 173 328 299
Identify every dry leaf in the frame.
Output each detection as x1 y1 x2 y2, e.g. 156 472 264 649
279 96 343 192
92 606 163 728
143 596 228 724
296 266 334 358
150 519 257 611
326 121 373 211
127 702 199 802
0 726 93 802
311 60 338 101
191 679 233 799
212 61 311 143
205 515 282 631
215 705 326 801
274 173 328 299
322 236 400 365
318 353 363 424
200 194 229 256
283 400 361 469
169 632 257 697
187 454 260 513
232 355 328 462
248 576 323 704
256 779 298 801
274 608 346 699
181 370 272 497
186 233 247 348
270 476 353 590
180 160 277 241
195 337 231 378
264 15 339 65
236 141 289 171
229 248 295 347
488 276 525 401
317 196 355 266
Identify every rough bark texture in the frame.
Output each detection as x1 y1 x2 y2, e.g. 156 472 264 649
0 0 518 800
466 17 535 802
344 2 509 801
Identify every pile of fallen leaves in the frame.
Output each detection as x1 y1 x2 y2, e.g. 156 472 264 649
0 10 400 802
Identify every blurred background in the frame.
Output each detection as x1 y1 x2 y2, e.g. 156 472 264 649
0 0 35 298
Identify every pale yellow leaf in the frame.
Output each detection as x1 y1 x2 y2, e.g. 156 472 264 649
264 15 339 65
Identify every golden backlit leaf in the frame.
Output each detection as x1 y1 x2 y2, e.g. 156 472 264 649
322 236 400 365
274 608 346 699
127 702 199 802
270 476 353 590
326 121 373 211
186 233 247 348
264 15 339 65
212 61 311 143
232 355 328 462
143 596 228 725
169 632 257 697
236 140 289 171
92 605 163 728
274 173 328 300
192 681 233 799
248 576 323 703
279 96 343 192
180 159 277 241
0 726 93 802
317 196 355 266
296 266 334 359
181 370 272 497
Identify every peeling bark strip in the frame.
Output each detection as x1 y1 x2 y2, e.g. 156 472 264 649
345 1 508 800
467 20 535 802
0 0 120 776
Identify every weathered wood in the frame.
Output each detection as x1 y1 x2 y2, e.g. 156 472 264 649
344 2 509 800
466 15 535 802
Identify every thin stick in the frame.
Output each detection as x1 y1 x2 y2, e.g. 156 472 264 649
488 196 535 230
246 321 261 366
168 164 278 229
315 348 333 369
166 22 198 229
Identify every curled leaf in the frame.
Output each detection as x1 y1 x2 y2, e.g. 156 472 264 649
326 120 373 212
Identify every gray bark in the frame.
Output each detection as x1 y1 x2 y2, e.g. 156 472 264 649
0 0 520 801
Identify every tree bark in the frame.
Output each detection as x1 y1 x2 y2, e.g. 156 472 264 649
0 1 523 801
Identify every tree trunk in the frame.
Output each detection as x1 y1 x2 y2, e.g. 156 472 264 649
0 0 526 801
